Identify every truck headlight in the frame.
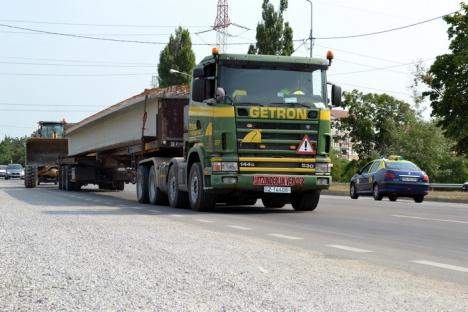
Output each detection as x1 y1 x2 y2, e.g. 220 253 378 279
315 163 330 173
212 162 238 172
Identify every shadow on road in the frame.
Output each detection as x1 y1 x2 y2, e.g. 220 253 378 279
1 179 302 216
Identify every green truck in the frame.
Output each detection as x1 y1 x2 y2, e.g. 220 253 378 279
60 51 342 212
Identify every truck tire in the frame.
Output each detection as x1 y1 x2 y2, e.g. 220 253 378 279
148 165 167 205
136 165 149 203
261 197 288 208
291 190 320 211
167 165 189 208
24 165 37 188
63 166 81 191
188 162 216 211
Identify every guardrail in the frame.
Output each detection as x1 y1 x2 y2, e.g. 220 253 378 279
429 183 464 190
333 182 465 191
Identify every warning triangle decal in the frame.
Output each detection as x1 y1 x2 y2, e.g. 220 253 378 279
296 135 316 155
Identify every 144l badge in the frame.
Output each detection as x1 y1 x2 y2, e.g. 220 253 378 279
296 135 316 155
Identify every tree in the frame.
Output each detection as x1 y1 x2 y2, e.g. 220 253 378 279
338 90 415 160
0 136 27 165
157 27 196 87
248 0 294 56
423 3 468 156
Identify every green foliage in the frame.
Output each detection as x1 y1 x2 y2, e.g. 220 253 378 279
0 136 26 165
248 0 294 56
157 27 196 87
391 120 468 183
423 3 468 156
338 90 415 159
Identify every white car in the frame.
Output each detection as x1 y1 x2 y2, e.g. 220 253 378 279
5 164 24 179
0 165 6 178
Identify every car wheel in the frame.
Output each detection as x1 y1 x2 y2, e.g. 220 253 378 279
373 183 383 201
349 183 359 199
389 195 397 202
414 195 424 203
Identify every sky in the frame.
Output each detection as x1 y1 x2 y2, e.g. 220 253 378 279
0 0 462 138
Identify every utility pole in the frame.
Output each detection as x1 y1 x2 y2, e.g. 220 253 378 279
214 0 231 53
306 0 313 58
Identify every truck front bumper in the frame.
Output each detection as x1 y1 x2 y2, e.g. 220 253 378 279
209 173 331 192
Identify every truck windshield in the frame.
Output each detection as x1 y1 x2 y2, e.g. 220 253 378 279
219 65 326 108
41 124 64 138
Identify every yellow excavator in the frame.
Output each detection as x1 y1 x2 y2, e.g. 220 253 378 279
24 121 69 188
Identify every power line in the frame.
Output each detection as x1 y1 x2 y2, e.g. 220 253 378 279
315 11 458 40
0 109 94 112
0 55 155 65
0 103 103 107
0 19 210 28
0 61 155 68
314 44 407 65
0 72 153 77
0 31 173 36
335 81 412 97
329 58 434 76
0 23 253 45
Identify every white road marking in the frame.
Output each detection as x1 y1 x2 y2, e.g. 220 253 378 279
257 266 268 273
170 214 184 217
391 214 468 224
268 233 303 240
227 225 251 231
195 219 214 223
327 244 373 253
411 260 468 273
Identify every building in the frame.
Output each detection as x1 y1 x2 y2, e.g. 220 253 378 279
331 109 358 160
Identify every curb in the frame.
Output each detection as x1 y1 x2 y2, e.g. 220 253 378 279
322 191 468 204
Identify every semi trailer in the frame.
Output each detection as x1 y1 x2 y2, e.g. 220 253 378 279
59 51 342 211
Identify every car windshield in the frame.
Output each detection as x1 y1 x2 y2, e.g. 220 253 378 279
385 161 420 171
219 65 326 108
7 164 23 169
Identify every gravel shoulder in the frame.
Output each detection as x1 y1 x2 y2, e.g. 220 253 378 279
1 183 468 311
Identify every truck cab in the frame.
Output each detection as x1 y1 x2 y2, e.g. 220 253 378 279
179 51 341 211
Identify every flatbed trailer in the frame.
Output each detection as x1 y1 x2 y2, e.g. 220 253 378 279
59 52 342 212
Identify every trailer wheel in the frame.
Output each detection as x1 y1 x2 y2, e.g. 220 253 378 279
167 165 189 208
188 162 216 211
136 165 149 203
24 165 37 188
291 190 320 211
148 165 167 205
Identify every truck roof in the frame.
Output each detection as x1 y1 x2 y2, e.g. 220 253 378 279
66 85 189 135
200 53 329 67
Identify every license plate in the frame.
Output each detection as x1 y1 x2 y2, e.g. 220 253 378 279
264 186 291 194
402 177 418 182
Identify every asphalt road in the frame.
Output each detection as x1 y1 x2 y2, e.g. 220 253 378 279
1 178 468 310
67 181 468 285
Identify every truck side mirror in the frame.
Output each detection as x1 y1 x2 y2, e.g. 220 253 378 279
331 85 342 107
215 87 226 103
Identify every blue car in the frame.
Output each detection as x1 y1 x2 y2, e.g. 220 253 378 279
349 156 429 203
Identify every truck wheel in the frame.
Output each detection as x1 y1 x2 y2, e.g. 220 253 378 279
58 167 62 190
373 184 383 201
291 190 320 211
24 165 37 188
167 165 189 208
148 165 167 205
188 162 216 211
261 197 288 208
136 165 149 203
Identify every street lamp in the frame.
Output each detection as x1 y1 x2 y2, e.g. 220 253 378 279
169 68 191 78
305 0 313 58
